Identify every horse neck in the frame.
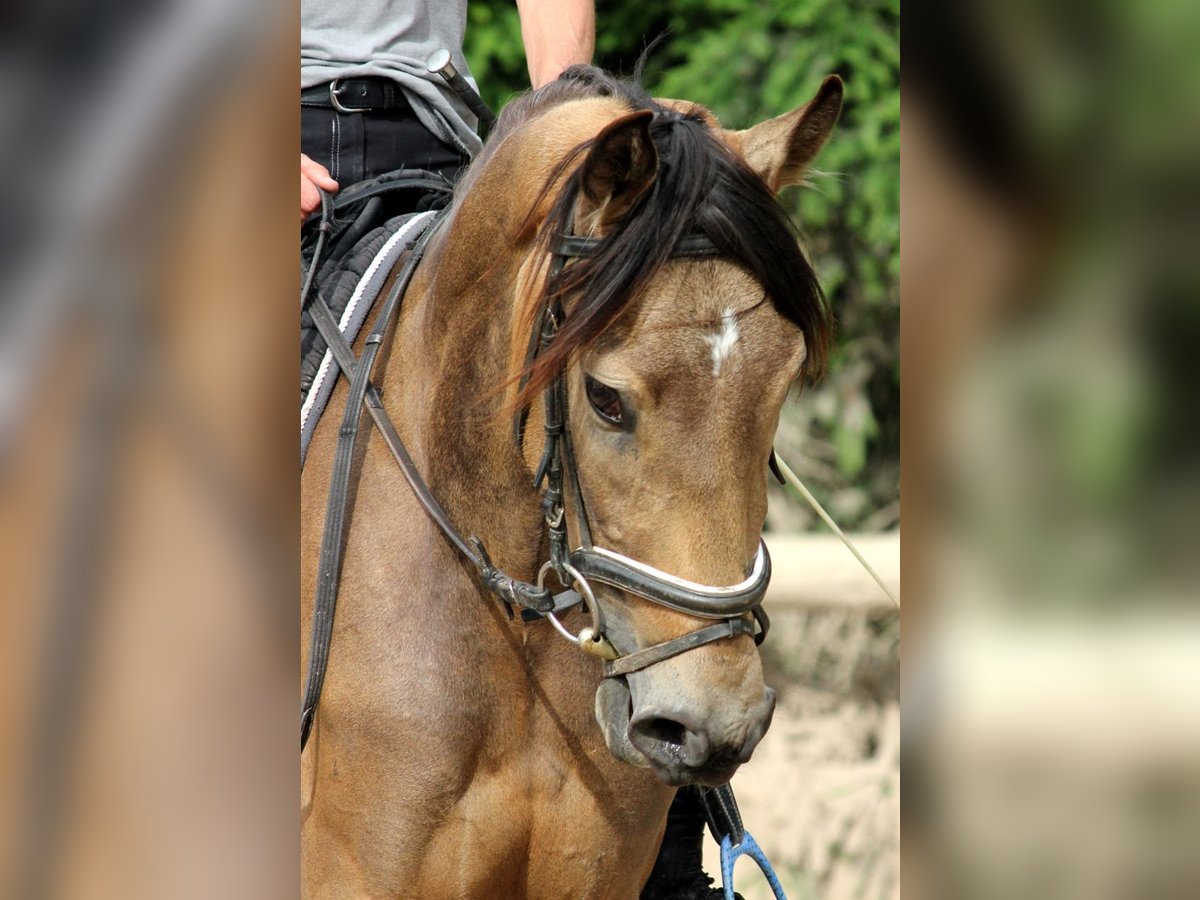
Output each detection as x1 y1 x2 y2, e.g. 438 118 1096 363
380 195 547 588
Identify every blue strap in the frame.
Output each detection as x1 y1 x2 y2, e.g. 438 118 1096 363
719 831 787 900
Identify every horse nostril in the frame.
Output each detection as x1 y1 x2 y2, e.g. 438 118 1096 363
628 712 711 770
639 717 687 750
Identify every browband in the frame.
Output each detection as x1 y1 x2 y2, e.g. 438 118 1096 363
552 231 722 259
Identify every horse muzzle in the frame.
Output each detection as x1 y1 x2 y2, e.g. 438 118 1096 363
626 685 777 787
595 673 777 786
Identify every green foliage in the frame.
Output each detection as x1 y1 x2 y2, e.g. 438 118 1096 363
464 2 527 113
465 0 899 531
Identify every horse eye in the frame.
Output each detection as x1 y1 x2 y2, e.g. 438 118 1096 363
585 376 624 425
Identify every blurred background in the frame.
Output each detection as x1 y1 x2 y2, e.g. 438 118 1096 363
904 1 1200 899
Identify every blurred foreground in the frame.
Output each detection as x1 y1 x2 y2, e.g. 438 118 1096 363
0 2 298 896
905 1 1200 898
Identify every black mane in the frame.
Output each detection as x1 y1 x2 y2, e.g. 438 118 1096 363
496 66 831 398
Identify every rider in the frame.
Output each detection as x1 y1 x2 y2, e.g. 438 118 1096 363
300 0 596 222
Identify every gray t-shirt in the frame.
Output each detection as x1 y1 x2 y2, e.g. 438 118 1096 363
301 0 483 158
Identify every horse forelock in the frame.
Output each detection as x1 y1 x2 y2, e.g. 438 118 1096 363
483 67 831 415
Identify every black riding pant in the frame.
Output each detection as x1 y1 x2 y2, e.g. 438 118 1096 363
301 103 468 190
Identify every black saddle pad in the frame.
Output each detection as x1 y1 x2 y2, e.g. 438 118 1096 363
300 170 454 465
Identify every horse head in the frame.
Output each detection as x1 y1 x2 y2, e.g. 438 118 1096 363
497 70 843 786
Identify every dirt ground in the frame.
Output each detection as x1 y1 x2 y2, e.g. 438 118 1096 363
702 600 900 900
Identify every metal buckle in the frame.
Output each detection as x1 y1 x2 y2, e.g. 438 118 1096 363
329 79 356 114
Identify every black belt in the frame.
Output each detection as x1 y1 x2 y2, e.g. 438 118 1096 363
301 78 411 113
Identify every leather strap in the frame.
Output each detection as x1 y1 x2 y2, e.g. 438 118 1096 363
301 213 439 749
698 783 746 847
306 265 555 720
551 232 721 259
302 188 557 749
603 618 756 677
520 588 584 622
327 170 455 212
768 449 787 485
569 541 771 619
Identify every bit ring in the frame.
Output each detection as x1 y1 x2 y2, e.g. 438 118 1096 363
537 560 606 644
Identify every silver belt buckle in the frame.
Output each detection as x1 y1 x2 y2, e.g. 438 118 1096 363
328 79 356 114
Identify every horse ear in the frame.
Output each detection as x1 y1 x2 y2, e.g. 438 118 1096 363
577 109 658 231
735 76 843 193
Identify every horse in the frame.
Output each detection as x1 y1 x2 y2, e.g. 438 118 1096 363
301 65 842 898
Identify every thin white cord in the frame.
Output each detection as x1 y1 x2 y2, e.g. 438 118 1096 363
774 454 900 608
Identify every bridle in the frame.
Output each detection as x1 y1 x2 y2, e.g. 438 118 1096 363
301 180 772 748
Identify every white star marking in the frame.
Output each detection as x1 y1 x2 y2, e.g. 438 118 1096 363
704 308 740 376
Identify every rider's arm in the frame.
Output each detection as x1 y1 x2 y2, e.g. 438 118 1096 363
515 0 595 89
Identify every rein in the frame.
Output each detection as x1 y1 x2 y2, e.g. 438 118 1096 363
300 181 772 750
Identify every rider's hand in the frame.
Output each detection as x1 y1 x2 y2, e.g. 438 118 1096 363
301 154 339 224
